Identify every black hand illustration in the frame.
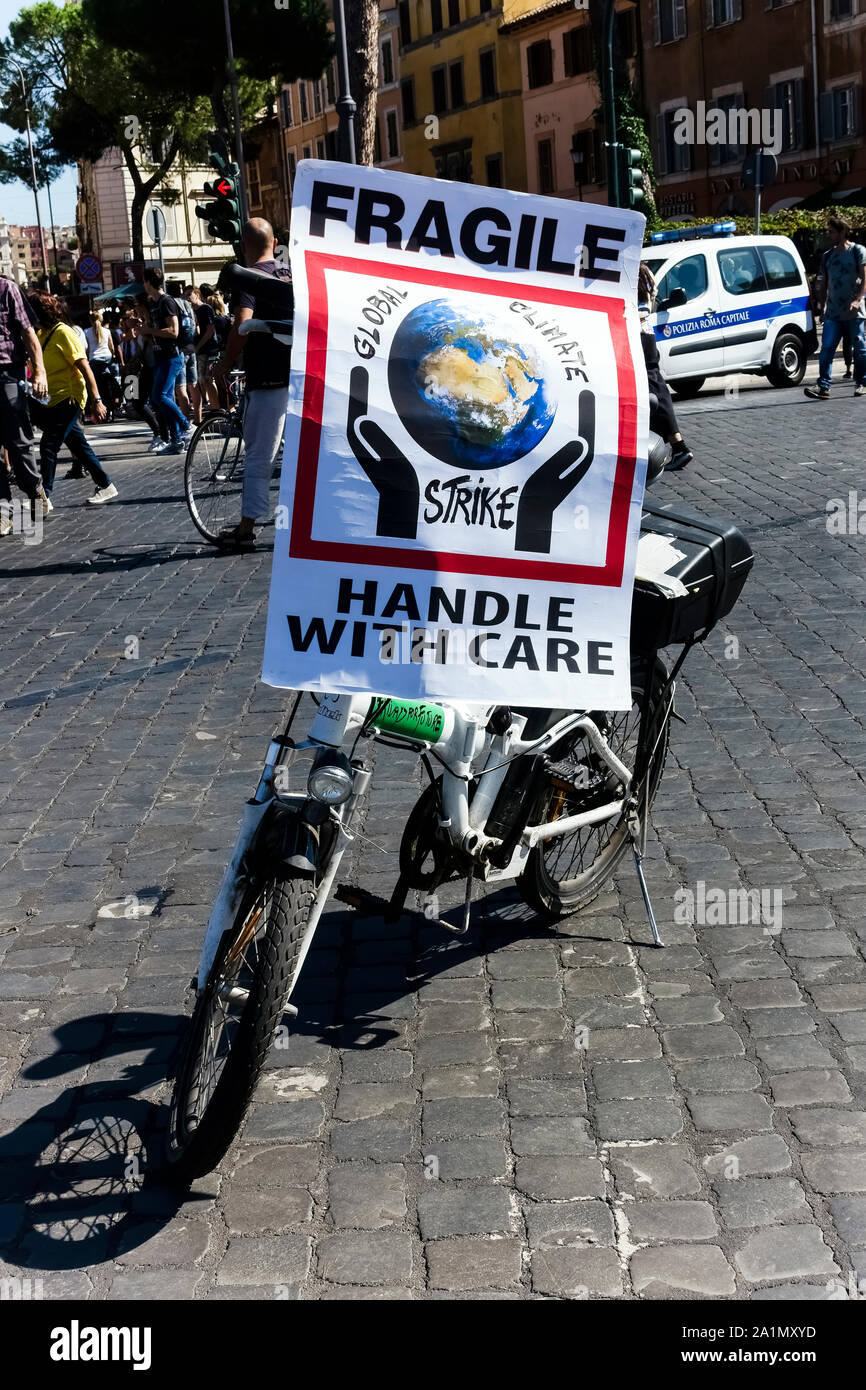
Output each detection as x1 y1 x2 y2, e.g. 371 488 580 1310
347 365 419 540
515 390 595 554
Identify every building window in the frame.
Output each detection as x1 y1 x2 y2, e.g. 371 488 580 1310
431 0 443 33
434 142 472 181
480 0 491 10
571 128 601 183
657 0 687 43
768 77 805 151
616 8 637 55
325 129 339 160
830 0 853 15
563 26 593 77
316 137 325 160
287 151 297 188
707 93 747 165
280 88 293 127
247 159 261 208
299 83 309 122
449 60 465 109
399 0 412 45
710 0 740 24
385 109 400 158
537 137 555 194
486 153 503 186
657 107 692 174
527 40 553 89
326 61 336 106
302 143 311 160
382 38 394 85
402 77 416 124
432 66 448 114
821 84 861 140
448 0 460 23
479 47 497 100
313 80 322 115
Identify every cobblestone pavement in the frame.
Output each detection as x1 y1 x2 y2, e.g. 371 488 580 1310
0 379 865 1301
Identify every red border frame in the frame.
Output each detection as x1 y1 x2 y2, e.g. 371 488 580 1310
289 251 638 586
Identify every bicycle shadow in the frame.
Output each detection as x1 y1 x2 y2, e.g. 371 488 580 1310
0 1012 210 1274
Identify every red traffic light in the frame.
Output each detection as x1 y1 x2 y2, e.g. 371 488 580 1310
216 177 234 197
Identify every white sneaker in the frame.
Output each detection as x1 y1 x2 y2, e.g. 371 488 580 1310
40 491 53 515
148 437 169 453
87 483 118 505
0 515 12 537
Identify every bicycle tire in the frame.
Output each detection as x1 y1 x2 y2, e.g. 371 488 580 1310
164 873 315 1182
184 410 244 544
519 658 670 918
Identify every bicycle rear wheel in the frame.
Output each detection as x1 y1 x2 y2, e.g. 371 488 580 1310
520 659 670 918
184 411 245 543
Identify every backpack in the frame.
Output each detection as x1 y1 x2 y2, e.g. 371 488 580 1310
177 297 197 352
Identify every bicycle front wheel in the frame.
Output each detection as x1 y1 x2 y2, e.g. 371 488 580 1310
184 411 245 543
165 873 315 1182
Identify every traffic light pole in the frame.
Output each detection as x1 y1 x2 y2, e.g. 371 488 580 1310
602 0 620 209
222 0 249 225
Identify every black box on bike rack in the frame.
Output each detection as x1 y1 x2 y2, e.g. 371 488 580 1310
631 498 754 650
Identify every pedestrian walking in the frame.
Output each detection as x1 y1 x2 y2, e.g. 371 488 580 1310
805 217 866 399
85 309 121 420
27 292 117 507
120 309 164 446
187 286 220 413
138 267 192 453
213 219 291 548
638 263 693 471
0 272 50 527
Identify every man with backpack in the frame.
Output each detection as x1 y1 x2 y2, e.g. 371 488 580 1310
138 267 191 453
805 216 866 400
175 291 201 424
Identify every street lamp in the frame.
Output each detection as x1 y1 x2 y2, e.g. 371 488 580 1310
332 0 356 164
0 56 49 284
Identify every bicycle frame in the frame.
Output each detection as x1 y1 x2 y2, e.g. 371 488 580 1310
195 690 636 989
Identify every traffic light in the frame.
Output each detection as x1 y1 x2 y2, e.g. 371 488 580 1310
616 145 644 209
195 133 242 245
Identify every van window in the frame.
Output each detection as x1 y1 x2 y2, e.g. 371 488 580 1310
657 253 708 305
758 245 803 290
717 247 768 296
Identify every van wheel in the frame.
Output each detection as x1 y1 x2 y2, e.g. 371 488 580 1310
670 377 704 399
766 333 806 387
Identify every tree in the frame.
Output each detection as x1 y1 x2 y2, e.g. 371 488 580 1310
0 2 205 261
345 0 380 166
83 0 333 157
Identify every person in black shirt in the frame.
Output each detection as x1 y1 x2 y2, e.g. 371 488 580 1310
186 286 220 412
138 267 191 453
214 219 291 546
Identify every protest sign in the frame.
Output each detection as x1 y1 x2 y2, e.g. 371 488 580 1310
263 161 647 708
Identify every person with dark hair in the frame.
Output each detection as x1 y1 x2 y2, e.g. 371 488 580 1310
27 291 117 505
0 273 50 528
805 216 866 399
137 266 191 451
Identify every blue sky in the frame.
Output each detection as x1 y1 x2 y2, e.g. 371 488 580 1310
0 0 77 226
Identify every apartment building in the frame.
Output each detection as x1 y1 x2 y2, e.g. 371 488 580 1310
397 0 526 189
641 0 866 218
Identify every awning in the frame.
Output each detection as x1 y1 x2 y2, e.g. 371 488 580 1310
94 283 144 302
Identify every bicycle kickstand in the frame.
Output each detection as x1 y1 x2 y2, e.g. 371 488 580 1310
627 806 664 948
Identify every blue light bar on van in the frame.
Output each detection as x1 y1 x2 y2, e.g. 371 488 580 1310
649 221 737 244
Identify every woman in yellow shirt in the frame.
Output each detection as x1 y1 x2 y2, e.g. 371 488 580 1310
26 293 117 508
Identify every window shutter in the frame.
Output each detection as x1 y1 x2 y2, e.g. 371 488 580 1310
819 91 836 141
652 0 661 44
655 112 668 175
706 0 715 28
851 84 862 135
675 0 687 37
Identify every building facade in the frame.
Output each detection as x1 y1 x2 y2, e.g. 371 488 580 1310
397 0 526 189
641 0 866 219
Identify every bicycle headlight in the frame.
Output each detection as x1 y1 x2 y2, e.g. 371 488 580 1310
307 749 354 806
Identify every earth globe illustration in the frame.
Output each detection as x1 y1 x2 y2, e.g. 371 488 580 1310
388 298 557 468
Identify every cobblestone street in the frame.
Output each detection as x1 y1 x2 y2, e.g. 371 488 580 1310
1 379 865 1300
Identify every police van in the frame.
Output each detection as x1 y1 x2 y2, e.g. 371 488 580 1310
643 222 817 397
